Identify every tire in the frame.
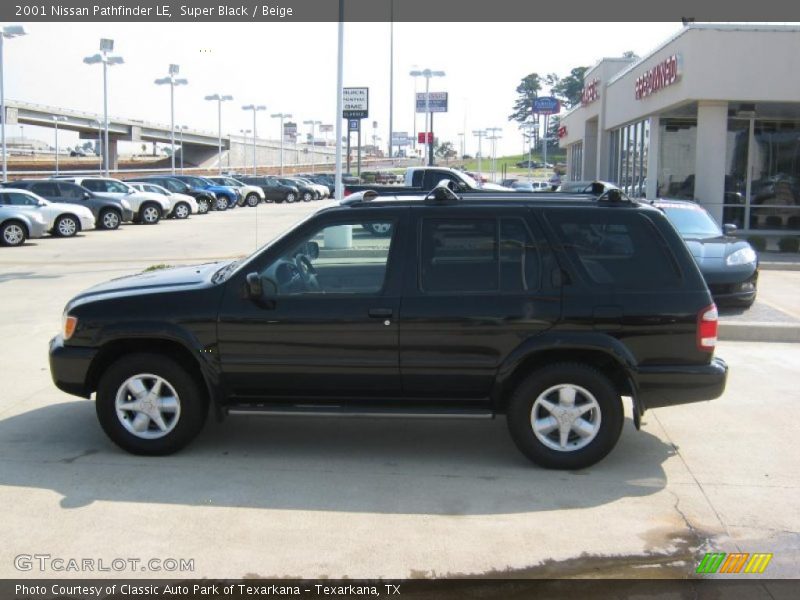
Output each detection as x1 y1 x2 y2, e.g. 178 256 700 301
215 196 228 211
506 363 624 470
302 191 313 202
139 203 161 225
95 353 208 456
1 220 27 246
54 214 80 237
285 192 296 203
99 208 121 230
197 198 210 214
172 202 191 220
246 193 260 207
364 222 393 237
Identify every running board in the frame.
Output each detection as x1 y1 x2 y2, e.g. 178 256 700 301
226 404 494 419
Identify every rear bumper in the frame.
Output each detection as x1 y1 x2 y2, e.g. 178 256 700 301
122 208 135 222
49 335 97 398
635 357 728 410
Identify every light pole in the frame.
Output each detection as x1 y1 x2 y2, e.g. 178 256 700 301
204 93 233 175
334 0 344 201
93 119 104 173
409 68 445 166
239 129 251 170
1 26 27 182
472 130 487 184
457 132 464 160
242 104 266 176
520 121 536 179
50 116 67 175
271 112 292 176
486 127 502 182
410 65 419 156
303 119 321 173
154 64 188 175
83 38 123 176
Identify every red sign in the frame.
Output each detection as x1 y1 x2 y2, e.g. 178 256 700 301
418 132 433 144
581 78 600 106
635 54 682 100
557 126 568 139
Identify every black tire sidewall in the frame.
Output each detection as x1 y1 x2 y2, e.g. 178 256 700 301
99 208 121 230
506 363 624 470
246 193 259 207
55 215 79 237
96 353 208 455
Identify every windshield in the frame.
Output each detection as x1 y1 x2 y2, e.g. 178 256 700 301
180 176 207 187
457 171 479 188
662 204 722 238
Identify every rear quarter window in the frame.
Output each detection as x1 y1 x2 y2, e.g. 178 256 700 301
546 209 681 289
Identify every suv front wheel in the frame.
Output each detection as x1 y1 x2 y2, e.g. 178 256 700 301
506 363 623 470
96 353 208 455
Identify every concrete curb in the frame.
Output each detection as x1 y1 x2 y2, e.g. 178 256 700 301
719 321 800 343
760 261 800 271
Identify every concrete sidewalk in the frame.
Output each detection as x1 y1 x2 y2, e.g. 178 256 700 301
758 251 800 272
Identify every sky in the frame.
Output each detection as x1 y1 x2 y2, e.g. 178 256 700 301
5 21 686 157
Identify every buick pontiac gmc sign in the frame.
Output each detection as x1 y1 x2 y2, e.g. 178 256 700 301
634 54 682 99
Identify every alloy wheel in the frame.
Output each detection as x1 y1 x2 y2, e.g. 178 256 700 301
530 384 602 452
114 373 181 440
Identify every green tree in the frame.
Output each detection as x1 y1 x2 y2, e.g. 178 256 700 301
622 50 639 59
508 73 543 124
435 140 457 159
545 66 589 108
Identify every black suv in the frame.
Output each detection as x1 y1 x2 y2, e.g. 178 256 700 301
239 176 299 203
49 188 727 469
125 176 215 214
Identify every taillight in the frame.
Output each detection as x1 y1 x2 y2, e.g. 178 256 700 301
344 188 352 197
697 303 718 352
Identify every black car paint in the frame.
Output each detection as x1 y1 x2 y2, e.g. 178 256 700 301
51 196 727 425
126 176 217 210
239 176 299 203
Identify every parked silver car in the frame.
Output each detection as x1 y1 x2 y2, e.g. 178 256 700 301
0 188 95 237
53 177 170 225
0 204 48 246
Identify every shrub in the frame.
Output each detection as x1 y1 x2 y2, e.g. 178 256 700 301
747 236 767 252
777 236 800 253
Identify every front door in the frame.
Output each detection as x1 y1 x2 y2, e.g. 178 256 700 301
217 208 407 402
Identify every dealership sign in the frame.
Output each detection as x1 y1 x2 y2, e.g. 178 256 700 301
635 54 682 100
533 96 560 115
283 122 297 143
557 125 568 138
581 78 600 106
391 131 410 146
415 92 448 113
343 87 369 119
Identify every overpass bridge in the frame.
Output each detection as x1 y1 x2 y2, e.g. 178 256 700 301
3 99 337 171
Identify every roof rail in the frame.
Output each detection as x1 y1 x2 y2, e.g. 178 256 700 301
423 179 461 203
339 189 379 206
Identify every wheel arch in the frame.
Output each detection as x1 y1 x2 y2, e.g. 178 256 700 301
55 212 82 231
492 333 638 414
1 218 30 237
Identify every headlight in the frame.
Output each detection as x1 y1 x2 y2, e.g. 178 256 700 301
726 246 757 266
62 314 77 340
121 199 131 210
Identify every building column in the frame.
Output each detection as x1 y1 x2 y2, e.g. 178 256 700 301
583 120 598 180
694 101 728 222
646 116 659 200
107 138 119 171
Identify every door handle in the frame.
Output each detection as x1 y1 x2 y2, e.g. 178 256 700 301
368 308 394 318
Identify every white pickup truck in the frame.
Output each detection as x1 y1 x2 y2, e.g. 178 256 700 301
345 167 511 195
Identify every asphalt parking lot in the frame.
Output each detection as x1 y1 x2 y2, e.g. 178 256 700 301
0 203 798 579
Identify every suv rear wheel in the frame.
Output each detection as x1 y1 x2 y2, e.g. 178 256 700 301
196 197 210 214
96 353 208 455
506 363 623 470
172 202 191 219
139 203 161 225
99 208 121 230
245 192 260 207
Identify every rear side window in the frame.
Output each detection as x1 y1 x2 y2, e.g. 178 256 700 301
419 217 542 293
547 210 680 288
81 180 106 192
57 183 85 199
31 182 59 196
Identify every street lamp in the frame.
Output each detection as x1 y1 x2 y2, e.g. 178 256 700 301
457 132 465 160
92 119 104 173
83 38 123 176
154 64 188 175
239 129 251 170
486 127 502 182
1 25 27 182
242 104 266 176
472 130 487 184
303 119 321 173
50 116 67 175
204 93 233 175
409 68 445 166
271 112 292 176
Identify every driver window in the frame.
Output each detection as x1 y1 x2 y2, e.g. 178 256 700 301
259 221 396 296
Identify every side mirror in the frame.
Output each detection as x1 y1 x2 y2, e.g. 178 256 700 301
84 191 92 199
245 272 262 298
38 199 47 207
245 272 277 304
723 223 738 235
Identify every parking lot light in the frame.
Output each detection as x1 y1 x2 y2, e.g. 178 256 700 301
83 38 124 176
271 112 292 176
155 64 188 175
409 68 445 166
472 130 487 182
239 129 251 170
303 120 321 173
178 125 188 174
242 105 266 176
92 119 104 173
50 116 68 175
204 93 233 175
1 25 28 182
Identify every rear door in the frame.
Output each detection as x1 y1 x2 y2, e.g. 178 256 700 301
28 181 61 203
399 206 562 402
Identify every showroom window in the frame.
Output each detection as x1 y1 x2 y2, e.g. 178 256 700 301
570 143 583 181
656 118 697 200
609 119 649 197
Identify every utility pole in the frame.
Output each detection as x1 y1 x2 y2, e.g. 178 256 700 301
472 130 486 184
486 127 502 182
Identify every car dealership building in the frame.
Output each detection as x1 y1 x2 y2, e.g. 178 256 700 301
558 24 800 233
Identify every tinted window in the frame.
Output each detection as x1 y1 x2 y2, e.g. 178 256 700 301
81 180 106 192
260 221 395 296
30 182 59 197
547 210 680 288
58 183 87 199
420 219 498 293
500 218 541 291
661 204 721 238
3 192 38 206
161 179 185 193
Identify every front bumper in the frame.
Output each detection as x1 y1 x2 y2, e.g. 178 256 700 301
80 216 96 231
28 220 48 239
49 334 97 398
635 357 728 410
